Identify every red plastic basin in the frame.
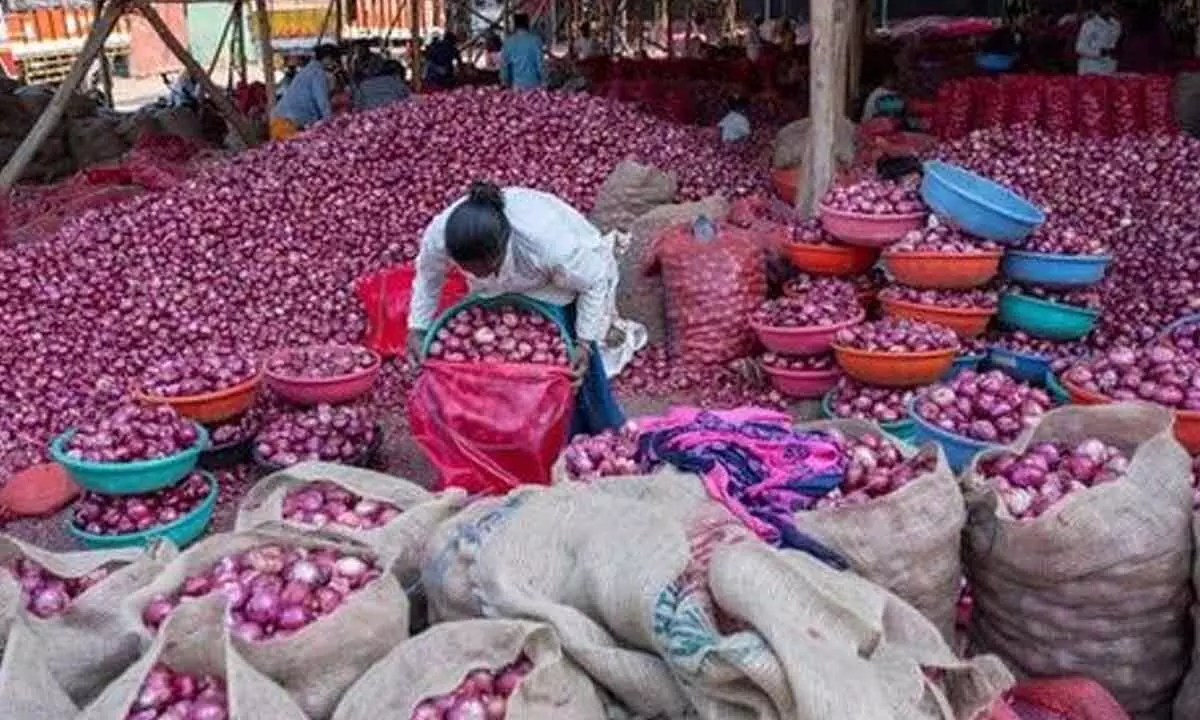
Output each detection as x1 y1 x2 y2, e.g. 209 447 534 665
819 205 927 247
265 346 382 406
762 365 840 399
752 313 865 356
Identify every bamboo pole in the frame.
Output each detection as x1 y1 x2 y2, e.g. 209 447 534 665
0 0 124 189
255 0 275 113
206 2 240 78
234 0 248 85
804 0 844 212
94 0 114 107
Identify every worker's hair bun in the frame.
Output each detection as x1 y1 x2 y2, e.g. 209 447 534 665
467 181 505 211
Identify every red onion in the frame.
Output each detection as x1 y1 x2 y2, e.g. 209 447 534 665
886 224 1000 253
988 331 1089 371
1063 345 1200 409
913 370 1054 443
206 408 262 446
980 439 1130 519
783 273 874 304
125 662 228 720
561 422 641 480
266 345 376 379
1002 283 1102 311
141 350 258 397
789 218 840 246
72 472 211 535
834 318 960 353
1165 322 1200 355
825 377 916 424
821 179 926 215
66 404 199 463
1023 218 1109 256
611 345 788 410
760 352 836 372
880 285 998 310
254 404 377 467
6 556 114 618
958 337 989 357
412 656 532 720
750 294 860 328
812 429 938 508
281 480 402 530
426 305 569 366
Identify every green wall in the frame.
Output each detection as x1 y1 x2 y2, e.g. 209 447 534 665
186 4 259 70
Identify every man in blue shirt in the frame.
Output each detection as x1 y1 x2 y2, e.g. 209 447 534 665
270 44 343 141
500 14 544 90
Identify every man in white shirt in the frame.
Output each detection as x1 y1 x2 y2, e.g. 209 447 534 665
1075 1 1122 75
717 96 751 143
574 21 599 59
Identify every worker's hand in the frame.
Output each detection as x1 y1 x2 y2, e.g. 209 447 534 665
570 343 592 389
406 329 425 370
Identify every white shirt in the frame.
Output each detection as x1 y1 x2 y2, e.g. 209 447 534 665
408 188 614 342
718 111 751 143
1076 16 1121 75
574 36 598 59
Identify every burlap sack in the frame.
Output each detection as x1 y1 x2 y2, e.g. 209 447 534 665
793 419 964 640
422 479 1011 719
1173 72 1200 137
1173 515 1200 718
152 105 204 140
770 117 856 170
122 527 410 718
0 617 78 719
235 461 467 580
962 403 1193 719
67 116 127 167
333 619 607 719
590 159 678 233
81 596 308 719
0 536 175 705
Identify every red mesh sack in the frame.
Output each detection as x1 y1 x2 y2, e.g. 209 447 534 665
1007 677 1130 720
1108 76 1145 136
1076 76 1112 137
1042 77 1076 135
1143 74 1176 134
0 463 79 519
934 79 974 139
407 360 574 494
650 218 766 364
1003 76 1044 127
975 77 1007 128
354 264 469 358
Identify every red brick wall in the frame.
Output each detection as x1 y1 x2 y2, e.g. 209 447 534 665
126 3 187 77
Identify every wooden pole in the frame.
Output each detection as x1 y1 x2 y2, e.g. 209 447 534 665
206 2 240 78
410 0 423 91
94 0 115 107
134 0 258 147
335 0 344 42
804 0 843 212
0 0 124 189
234 0 248 85
832 0 848 117
255 0 275 113
847 0 866 112
662 0 671 57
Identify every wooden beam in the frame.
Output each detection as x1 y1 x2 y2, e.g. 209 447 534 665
805 0 846 212
410 0 423 91
95 0 114 107
335 0 344 42
255 0 275 114
133 0 258 148
206 2 240 78
0 0 124 189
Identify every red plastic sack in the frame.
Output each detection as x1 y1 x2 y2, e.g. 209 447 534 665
1076 75 1112 137
934 79 974 139
1143 74 1175 134
1007 677 1130 720
354 264 469 358
407 360 574 494
0 462 79 519
1108 76 1145 136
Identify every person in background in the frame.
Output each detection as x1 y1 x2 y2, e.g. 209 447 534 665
406 181 625 435
425 31 461 89
717 95 751 143
501 13 545 90
876 154 923 190
1120 2 1169 72
574 21 599 59
861 69 905 122
270 44 342 141
745 16 764 61
166 70 200 108
1075 0 1122 74
353 55 410 111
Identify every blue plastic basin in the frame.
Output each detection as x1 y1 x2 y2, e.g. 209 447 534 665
920 161 1045 244
997 292 1100 341
67 471 217 550
986 345 1053 383
944 352 985 379
906 398 1002 472
821 389 917 444
1001 250 1111 289
49 425 208 496
975 52 1016 72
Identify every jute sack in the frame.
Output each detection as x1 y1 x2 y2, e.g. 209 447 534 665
1172 72 1200 137
333 619 607 719
962 403 1193 719
793 419 964 641
81 595 308 719
123 527 410 718
771 117 856 170
235 461 468 580
0 535 175 705
0 617 78 719
1173 515 1200 718
590 159 679 233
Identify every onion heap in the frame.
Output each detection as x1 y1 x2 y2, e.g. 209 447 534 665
782 274 868 304
759 352 836 372
426 306 569 366
789 218 839 246
73 472 211 536
66 404 200 463
207 408 262 447
266 345 377 378
988 331 1089 371
411 656 533 720
1165 322 1200 354
980 439 1131 519
821 179 925 215
8 557 113 618
887 225 1000 253
561 422 641 480
1062 345 1200 409
141 544 381 640
254 404 377 467
141 351 258 398
834 318 960 353
959 337 989 358
124 663 228 720
913 370 1054 443
825 377 916 424
1002 283 1103 311
282 480 402 530
1023 219 1109 255
879 286 999 310
750 294 860 328
811 430 938 508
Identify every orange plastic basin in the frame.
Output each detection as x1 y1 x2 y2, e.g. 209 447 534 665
783 242 880 277
1060 378 1110 406
136 373 263 424
771 167 798 204
883 249 1004 289
879 297 996 338
832 345 957 387
1061 379 1200 452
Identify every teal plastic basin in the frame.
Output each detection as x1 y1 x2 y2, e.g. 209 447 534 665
821 389 917 444
67 471 217 550
1044 371 1071 405
997 292 1100 341
906 398 1002 472
49 424 209 495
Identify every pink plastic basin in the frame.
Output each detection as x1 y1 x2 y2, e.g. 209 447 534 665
762 366 840 399
819 204 927 248
752 312 865 356
264 346 382 406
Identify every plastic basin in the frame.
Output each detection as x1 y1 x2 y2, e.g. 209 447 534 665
771 167 799 204
1001 250 1112 289
49 424 208 496
879 297 996 337
1060 377 1109 406
752 313 864 356
987 345 1053 383
783 242 879 277
1055 379 1200 452
67 472 217 550
819 205 927 248
1044 371 1071 405
832 345 957 387
252 422 383 473
907 399 1002 472
920 161 1045 244
265 345 381 406
976 52 1016 72
997 292 1100 341
945 352 986 379
883 249 1003 289
762 366 840 399
135 373 263 425
820 390 917 443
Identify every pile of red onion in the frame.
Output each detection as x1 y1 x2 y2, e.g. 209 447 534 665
254 404 377 467
73 472 211 536
887 225 999 253
959 337 989 357
266 345 377 379
1002 283 1103 311
125 663 228 720
141 351 258 398
988 331 1088 369
760 352 836 372
913 370 1054 443
561 422 641 480
782 274 867 304
411 656 533 720
789 218 840 246
834 318 960 353
1022 218 1108 256
821 179 925 215
207 409 262 447
880 286 999 310
8 557 113 618
811 430 937 508
1062 345 1200 409
66 404 200 463
141 544 381 640
426 306 569 366
1165 322 1200 354
825 377 916 424
980 439 1130 519
750 295 860 328
282 480 402 530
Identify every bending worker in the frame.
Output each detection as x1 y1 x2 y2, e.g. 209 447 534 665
501 13 545 89
406 181 625 435
270 44 343 141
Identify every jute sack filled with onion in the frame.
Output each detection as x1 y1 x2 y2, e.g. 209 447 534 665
122 527 409 719
332 619 606 720
962 403 1193 718
1174 513 1200 718
81 595 308 720
0 535 176 705
0 618 79 719
793 419 963 641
